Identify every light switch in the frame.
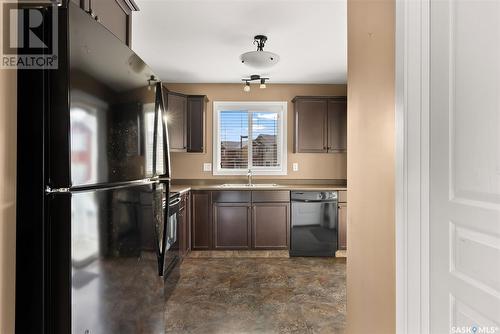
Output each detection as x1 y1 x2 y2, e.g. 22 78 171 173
292 163 299 172
203 163 212 172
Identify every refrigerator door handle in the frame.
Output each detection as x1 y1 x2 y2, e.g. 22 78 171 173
157 82 171 179
48 179 160 194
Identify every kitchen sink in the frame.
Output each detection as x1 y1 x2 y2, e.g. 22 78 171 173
218 183 281 188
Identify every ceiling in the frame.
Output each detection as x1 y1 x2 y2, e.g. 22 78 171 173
132 0 347 84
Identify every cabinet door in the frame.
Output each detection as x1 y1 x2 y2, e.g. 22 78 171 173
74 0 132 46
191 191 211 249
338 202 347 250
167 93 187 152
179 202 187 258
187 96 205 153
185 193 191 253
93 0 129 44
294 99 328 152
179 193 191 258
213 203 251 249
327 99 347 152
252 203 290 250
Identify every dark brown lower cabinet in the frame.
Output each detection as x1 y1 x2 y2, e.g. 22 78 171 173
190 190 291 251
213 203 251 249
338 202 347 250
252 203 290 249
191 191 212 250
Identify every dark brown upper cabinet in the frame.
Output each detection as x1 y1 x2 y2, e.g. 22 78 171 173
293 96 347 153
293 98 328 153
72 0 138 46
166 92 188 152
328 99 347 152
187 96 207 152
164 88 207 153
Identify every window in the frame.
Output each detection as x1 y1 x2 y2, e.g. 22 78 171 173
213 101 287 175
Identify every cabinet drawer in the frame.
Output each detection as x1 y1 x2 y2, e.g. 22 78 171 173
212 191 251 203
252 191 290 203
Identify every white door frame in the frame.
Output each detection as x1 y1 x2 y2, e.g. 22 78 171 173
395 0 431 333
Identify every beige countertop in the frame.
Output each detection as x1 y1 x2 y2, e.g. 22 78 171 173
170 184 347 194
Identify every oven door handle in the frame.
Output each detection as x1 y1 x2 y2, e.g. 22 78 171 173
169 197 181 207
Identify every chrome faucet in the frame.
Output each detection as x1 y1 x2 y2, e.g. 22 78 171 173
247 169 253 186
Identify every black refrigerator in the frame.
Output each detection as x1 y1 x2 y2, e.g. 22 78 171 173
16 2 173 333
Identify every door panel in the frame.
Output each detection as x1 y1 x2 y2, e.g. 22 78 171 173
213 203 251 249
187 96 205 152
294 99 328 152
70 183 165 334
252 203 289 249
63 6 158 187
338 203 347 250
167 93 187 152
191 191 211 249
430 0 500 331
327 100 347 152
290 201 337 256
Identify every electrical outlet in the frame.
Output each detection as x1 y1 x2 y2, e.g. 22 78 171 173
203 163 212 172
292 163 299 172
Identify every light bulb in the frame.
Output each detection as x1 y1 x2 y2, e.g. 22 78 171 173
243 82 251 92
260 79 266 89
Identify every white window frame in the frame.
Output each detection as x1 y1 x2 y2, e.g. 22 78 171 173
213 101 287 176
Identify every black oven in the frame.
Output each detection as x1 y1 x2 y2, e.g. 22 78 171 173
163 192 180 300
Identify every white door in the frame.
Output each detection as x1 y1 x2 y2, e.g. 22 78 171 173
430 0 500 333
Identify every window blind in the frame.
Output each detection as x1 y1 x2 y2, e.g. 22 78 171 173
219 111 249 169
219 110 280 170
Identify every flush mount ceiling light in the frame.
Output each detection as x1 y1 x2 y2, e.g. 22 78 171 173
240 35 280 69
242 75 269 92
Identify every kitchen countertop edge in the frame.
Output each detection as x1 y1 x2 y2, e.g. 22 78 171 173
170 184 347 193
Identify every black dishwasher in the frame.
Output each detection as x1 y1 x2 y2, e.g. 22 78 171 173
290 191 338 257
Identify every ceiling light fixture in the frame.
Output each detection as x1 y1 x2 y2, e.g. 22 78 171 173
242 75 269 92
240 35 280 69
260 78 266 89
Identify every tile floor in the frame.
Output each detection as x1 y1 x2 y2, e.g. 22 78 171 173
164 257 346 334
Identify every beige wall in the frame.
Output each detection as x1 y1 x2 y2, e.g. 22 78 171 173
0 69 16 333
346 0 395 333
165 83 347 180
